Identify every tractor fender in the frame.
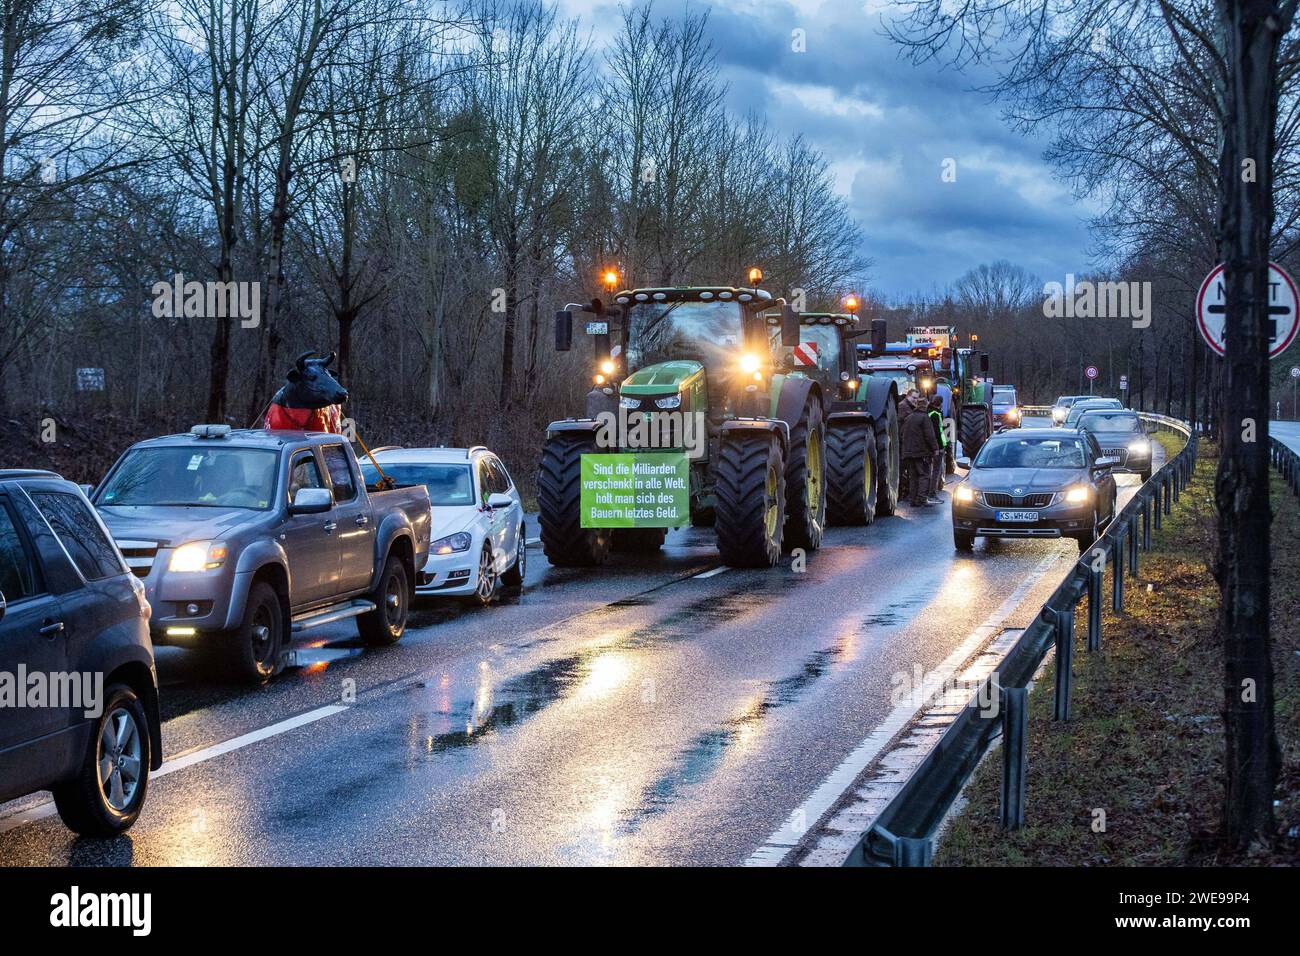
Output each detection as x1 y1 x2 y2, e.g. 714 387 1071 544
826 409 875 429
774 374 821 427
545 418 603 439
720 418 789 450
864 375 899 421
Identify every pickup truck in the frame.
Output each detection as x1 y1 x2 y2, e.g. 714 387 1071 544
90 425 432 682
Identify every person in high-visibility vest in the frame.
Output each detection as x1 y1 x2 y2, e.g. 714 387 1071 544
927 395 947 500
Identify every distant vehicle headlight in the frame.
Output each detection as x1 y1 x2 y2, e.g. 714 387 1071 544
431 532 473 555
619 396 640 409
954 486 976 503
169 541 227 572
1008 406 1020 419
655 394 681 409
1065 486 1090 503
1052 408 1066 421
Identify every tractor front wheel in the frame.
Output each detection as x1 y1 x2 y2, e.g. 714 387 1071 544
715 431 785 567
825 422 878 526
538 432 611 567
784 399 826 551
874 398 900 516
959 405 992 457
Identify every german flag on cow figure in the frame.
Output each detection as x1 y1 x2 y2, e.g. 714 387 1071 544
263 350 347 433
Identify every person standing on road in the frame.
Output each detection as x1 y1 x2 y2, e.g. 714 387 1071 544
901 395 940 507
927 395 947 501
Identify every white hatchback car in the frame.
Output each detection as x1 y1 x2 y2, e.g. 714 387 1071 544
361 446 526 604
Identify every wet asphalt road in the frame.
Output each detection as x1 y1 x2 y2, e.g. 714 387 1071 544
0 418 1161 866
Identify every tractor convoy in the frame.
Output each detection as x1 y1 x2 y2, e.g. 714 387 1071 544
536 272 998 570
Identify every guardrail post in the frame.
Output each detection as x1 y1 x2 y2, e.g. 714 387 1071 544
1051 606 1074 721
1000 686 1028 830
1153 481 1163 530
895 837 932 867
1128 516 1139 574
1142 496 1152 550
1112 530 1125 612
1088 563 1103 651
1163 472 1171 515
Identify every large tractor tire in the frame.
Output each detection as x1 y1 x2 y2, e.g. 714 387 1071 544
715 431 785 568
959 404 992 457
825 421 878 526
874 398 900 517
538 432 611 566
783 399 826 551
612 528 666 553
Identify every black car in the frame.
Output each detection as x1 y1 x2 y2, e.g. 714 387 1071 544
1076 409 1154 480
952 429 1119 552
0 470 161 835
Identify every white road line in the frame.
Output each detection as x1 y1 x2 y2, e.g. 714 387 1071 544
0 704 348 835
693 566 728 579
744 550 1064 866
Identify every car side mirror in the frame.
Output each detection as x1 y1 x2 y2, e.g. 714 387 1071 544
956 457 972 470
555 310 573 352
289 487 333 514
486 493 513 510
1095 456 1120 470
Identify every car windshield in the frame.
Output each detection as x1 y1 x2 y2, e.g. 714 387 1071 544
974 437 1088 469
97 446 278 510
625 300 745 370
1068 401 1120 421
993 390 1017 406
1079 413 1142 433
1056 396 1078 408
359 463 474 506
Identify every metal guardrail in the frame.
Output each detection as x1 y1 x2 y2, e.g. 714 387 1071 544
1272 436 1300 498
850 412 1198 866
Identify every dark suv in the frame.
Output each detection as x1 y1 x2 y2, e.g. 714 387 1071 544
0 470 161 835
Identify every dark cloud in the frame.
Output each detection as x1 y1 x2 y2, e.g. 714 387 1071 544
562 0 1097 297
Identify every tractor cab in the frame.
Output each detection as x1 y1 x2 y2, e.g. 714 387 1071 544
766 311 862 401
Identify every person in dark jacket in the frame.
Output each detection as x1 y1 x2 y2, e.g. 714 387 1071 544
901 398 940 506
927 395 947 501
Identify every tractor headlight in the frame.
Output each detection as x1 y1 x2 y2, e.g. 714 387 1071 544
169 541 227 572
600 359 617 375
654 394 681 409
1065 485 1090 504
954 486 976 503
739 353 762 374
619 395 640 409
431 532 473 555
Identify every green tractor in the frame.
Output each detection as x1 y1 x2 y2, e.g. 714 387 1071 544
538 281 901 568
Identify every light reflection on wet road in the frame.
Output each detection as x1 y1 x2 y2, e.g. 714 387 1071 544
0 418 1162 865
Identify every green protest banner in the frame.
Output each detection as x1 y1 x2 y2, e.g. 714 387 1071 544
580 453 689 528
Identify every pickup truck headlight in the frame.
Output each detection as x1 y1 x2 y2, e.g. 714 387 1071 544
169 541 228 572
431 531 473 555
1064 485 1091 504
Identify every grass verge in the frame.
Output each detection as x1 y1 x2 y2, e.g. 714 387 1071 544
936 437 1300 865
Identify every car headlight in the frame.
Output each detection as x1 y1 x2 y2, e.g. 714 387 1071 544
169 541 227 572
654 394 681 409
1008 407 1020 419
1128 439 1149 453
954 486 976 503
431 532 473 555
1064 485 1090 503
619 395 640 409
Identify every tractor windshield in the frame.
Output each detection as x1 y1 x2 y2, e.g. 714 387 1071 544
788 323 842 377
624 300 745 371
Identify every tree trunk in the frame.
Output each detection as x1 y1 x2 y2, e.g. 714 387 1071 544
1212 0 1285 852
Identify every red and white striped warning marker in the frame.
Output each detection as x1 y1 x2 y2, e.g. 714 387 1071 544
792 342 819 366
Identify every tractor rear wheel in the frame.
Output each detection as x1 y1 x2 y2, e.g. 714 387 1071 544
784 399 826 551
612 528 666 553
959 405 991 457
874 397 900 516
825 422 878 526
538 432 611 567
715 431 785 567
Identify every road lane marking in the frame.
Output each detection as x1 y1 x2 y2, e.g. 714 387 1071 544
693 566 728 579
0 704 348 835
744 550 1064 866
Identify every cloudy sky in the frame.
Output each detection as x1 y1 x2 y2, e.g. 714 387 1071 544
557 0 1102 300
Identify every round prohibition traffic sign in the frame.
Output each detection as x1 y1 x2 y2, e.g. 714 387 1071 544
1196 262 1300 359
1084 365 1099 380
